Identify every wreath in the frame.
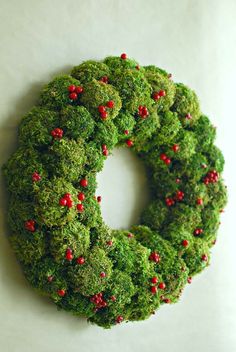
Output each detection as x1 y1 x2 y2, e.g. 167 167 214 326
3 53 227 328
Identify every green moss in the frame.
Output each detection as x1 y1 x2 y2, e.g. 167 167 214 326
144 67 176 112
34 177 78 227
60 105 95 140
109 69 153 114
3 55 227 329
50 221 90 263
3 146 47 199
71 60 110 84
67 247 113 296
44 138 86 182
18 107 59 147
80 79 122 120
39 75 81 111
171 83 201 127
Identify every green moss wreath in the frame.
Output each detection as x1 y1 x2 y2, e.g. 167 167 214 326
3 53 227 328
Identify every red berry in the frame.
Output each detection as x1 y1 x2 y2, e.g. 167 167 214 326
68 85 76 92
100 272 106 278
107 240 113 246
100 76 108 83
127 232 133 238
98 105 106 113
186 113 192 120
159 90 166 97
76 203 84 212
126 139 133 147
32 172 41 182
100 111 108 120
150 286 158 294
160 153 167 161
176 190 184 201
197 198 203 206
172 144 179 152
47 275 53 282
57 289 66 297
66 199 73 208
97 196 102 203
165 197 175 207
80 179 88 187
158 282 166 290
69 92 78 100
201 254 208 262
149 251 160 263
151 276 158 284
25 220 36 232
164 158 171 165
76 256 85 265
59 198 67 206
66 249 73 261
187 277 192 284
103 149 109 157
110 295 116 301
75 86 83 94
64 193 72 200
194 228 203 236
116 315 124 324
135 65 140 70
164 298 171 304
78 192 85 201
120 53 127 60
176 178 181 184
124 129 129 135
106 100 115 108
153 92 160 101
182 239 189 247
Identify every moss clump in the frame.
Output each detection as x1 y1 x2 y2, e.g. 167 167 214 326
3 54 227 329
171 83 201 127
80 79 122 120
39 75 81 111
44 138 86 182
109 69 153 114
60 105 95 140
144 66 176 112
18 107 59 147
50 221 90 263
71 60 110 84
34 178 78 227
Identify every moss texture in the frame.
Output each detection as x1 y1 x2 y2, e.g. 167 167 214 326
2 54 227 329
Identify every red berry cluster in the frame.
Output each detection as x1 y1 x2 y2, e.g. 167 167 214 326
98 100 115 120
77 191 85 213
97 195 102 203
68 84 83 100
59 193 73 208
152 89 166 101
203 170 219 185
160 153 171 165
51 128 63 139
100 76 108 83
165 190 184 207
150 277 166 295
32 172 41 182
65 248 73 261
102 144 109 157
182 239 189 247
149 251 160 263
138 105 149 118
90 292 107 309
194 228 203 236
25 219 36 232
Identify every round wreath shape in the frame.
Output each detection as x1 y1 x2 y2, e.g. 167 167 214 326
3 54 227 328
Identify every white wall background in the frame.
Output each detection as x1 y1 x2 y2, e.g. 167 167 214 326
0 1 235 351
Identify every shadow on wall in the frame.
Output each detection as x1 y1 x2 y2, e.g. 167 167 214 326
0 65 90 332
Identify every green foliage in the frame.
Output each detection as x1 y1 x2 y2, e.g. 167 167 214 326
3 55 227 329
